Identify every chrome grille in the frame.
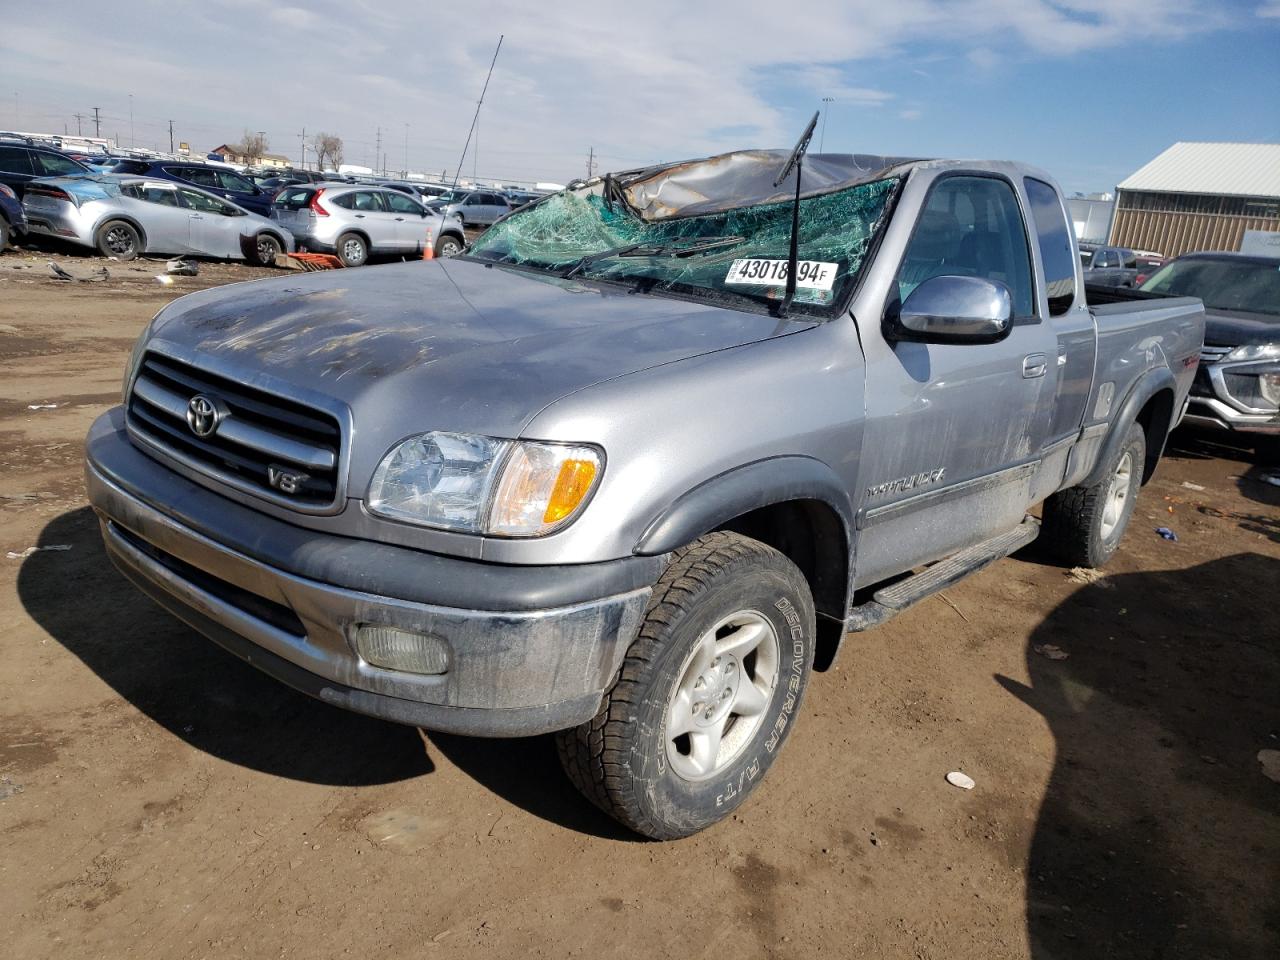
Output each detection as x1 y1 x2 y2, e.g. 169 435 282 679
127 354 342 508
1199 345 1232 363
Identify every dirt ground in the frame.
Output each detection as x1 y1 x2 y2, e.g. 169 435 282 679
1 247 1277 960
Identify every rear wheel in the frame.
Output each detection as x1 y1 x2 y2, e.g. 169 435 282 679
557 531 815 839
1042 420 1146 568
96 220 140 260
254 232 282 267
435 234 463 258
336 232 367 267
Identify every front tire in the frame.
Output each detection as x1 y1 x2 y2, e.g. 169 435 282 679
96 220 140 260
335 232 368 267
557 531 815 839
1042 420 1146 567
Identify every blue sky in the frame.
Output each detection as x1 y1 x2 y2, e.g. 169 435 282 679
2 0 1277 192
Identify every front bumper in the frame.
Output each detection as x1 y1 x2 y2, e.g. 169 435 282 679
1186 360 1280 435
86 409 658 736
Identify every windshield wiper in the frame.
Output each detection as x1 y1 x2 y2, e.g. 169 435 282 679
772 111 819 318
560 244 644 278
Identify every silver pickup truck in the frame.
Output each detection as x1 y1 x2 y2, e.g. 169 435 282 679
85 149 1204 839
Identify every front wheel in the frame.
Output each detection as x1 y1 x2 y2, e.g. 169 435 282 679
557 531 815 839
1042 420 1146 567
96 220 140 260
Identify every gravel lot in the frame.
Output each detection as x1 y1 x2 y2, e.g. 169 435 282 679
2 248 1277 959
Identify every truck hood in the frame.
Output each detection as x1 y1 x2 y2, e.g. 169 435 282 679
148 258 813 475
1203 308 1279 347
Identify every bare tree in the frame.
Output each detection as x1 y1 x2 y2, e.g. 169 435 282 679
313 133 343 171
235 129 269 165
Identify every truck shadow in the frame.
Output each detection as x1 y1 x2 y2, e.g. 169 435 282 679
997 553 1280 959
17 507 432 786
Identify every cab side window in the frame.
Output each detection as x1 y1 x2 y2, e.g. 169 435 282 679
175 167 219 188
1024 177 1077 316
896 176 1035 319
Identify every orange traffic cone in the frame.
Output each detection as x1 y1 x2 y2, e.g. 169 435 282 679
422 228 435 260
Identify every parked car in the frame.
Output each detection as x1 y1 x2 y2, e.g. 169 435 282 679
0 141 91 199
1135 252 1279 438
87 152 1204 838
0 181 27 249
117 160 274 216
269 183 465 265
22 176 293 264
427 189 511 225
1081 245 1163 288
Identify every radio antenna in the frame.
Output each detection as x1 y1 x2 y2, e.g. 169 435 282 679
450 35 503 191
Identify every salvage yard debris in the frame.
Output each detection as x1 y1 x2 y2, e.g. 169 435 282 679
1066 566 1110 587
946 771 976 790
1155 526 1179 542
5 544 72 560
166 259 199 276
47 261 109 282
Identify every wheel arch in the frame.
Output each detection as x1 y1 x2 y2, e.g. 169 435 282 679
634 456 854 670
1084 366 1177 488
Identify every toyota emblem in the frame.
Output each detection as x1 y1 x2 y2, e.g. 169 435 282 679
186 394 225 438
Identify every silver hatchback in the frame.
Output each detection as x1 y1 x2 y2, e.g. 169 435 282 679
270 184 465 266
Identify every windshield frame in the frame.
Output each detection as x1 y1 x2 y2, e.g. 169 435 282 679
458 175 905 320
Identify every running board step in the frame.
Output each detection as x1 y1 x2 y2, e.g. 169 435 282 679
845 517 1040 632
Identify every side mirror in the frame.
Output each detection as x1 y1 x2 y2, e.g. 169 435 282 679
887 275 1013 345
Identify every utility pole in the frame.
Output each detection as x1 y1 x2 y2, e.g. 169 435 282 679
375 126 382 174
299 127 307 170
819 97 834 153
73 113 85 136
92 107 101 138
168 120 174 153
586 146 596 178
403 122 409 176
129 93 134 147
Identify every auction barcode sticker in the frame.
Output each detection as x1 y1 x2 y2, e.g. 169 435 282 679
725 258 838 291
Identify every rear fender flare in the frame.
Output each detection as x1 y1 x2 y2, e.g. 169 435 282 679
1083 366 1176 488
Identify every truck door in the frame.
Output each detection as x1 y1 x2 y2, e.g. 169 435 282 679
854 173 1057 586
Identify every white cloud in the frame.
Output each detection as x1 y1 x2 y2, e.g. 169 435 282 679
899 109 923 121
0 0 1234 183
1257 0 1280 17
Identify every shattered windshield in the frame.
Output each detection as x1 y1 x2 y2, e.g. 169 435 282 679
465 177 899 314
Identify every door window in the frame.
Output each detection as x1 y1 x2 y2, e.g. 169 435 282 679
897 176 1035 318
1023 177 1077 316
34 151 85 176
0 147 33 175
178 187 237 215
383 191 423 214
217 170 255 193
1096 249 1121 268
349 191 384 211
123 183 180 207
174 167 219 188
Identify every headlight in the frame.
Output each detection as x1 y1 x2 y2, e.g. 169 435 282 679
1225 343 1280 362
367 432 602 537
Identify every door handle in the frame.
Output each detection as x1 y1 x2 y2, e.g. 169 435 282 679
354 214 365 218
395 217 405 221
1022 353 1048 379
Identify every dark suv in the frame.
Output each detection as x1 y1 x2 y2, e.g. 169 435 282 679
0 142 91 199
125 161 273 215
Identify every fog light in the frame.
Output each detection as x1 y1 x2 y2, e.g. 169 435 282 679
354 625 451 675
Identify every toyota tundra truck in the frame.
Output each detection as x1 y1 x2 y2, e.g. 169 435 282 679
85 147 1205 839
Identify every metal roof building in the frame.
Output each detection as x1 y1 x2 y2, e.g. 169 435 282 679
1108 142 1280 257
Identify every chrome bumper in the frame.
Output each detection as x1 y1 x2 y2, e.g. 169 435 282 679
86 427 652 737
